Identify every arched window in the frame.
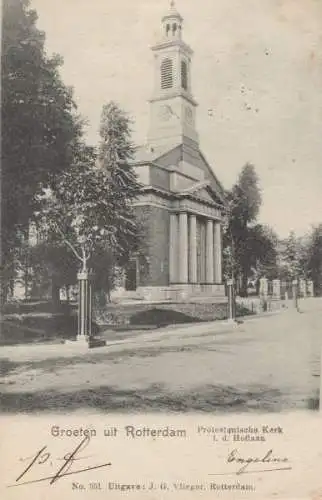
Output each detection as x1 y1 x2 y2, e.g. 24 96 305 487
166 23 170 36
161 58 173 89
172 23 177 36
181 60 188 90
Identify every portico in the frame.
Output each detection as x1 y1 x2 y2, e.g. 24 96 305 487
169 212 222 286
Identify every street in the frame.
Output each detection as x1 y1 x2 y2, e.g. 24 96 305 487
0 299 321 413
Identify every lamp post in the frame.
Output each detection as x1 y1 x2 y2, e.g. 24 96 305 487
76 237 93 344
227 278 235 322
225 206 237 323
77 269 94 342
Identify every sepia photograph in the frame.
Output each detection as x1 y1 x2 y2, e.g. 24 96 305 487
1 0 322 418
2 2 322 498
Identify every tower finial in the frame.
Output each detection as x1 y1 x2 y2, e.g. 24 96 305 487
161 0 183 39
162 0 183 22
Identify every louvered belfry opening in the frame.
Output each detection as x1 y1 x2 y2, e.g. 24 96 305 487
161 58 173 89
181 60 188 90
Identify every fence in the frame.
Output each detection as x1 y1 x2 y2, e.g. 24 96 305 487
235 278 315 315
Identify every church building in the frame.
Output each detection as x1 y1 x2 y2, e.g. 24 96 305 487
124 1 227 302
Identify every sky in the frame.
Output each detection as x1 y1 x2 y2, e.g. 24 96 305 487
32 0 322 238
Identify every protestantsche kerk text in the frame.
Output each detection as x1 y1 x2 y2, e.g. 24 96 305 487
50 424 283 440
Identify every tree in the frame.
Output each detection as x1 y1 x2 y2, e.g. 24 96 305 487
98 101 142 264
36 102 144 306
224 163 264 295
93 101 144 300
27 239 79 303
307 224 322 295
1 0 82 301
37 163 120 272
247 224 278 281
282 231 304 279
229 163 261 227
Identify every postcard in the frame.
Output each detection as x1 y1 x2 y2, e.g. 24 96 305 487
1 0 322 498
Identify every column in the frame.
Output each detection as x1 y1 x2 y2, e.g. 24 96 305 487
189 214 197 283
307 280 314 297
292 279 299 311
169 213 178 283
299 278 307 298
260 277 268 297
206 219 214 283
214 221 222 283
272 279 281 299
178 212 188 283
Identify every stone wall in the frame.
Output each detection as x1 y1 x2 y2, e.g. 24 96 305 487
134 204 170 287
150 164 170 190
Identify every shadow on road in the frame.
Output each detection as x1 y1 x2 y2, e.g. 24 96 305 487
0 342 234 376
0 382 316 414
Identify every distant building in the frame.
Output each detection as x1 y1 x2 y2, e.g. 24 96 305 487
118 2 227 301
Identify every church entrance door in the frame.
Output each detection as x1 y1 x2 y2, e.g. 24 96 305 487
125 259 137 291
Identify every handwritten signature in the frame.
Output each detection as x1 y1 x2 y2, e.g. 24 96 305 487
8 436 111 487
8 439 291 487
210 448 291 476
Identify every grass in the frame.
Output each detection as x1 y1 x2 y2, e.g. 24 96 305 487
0 299 255 346
0 315 99 346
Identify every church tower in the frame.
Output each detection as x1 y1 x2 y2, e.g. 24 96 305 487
148 1 199 148
128 0 227 303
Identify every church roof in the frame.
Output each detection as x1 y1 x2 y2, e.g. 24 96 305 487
131 142 181 164
132 142 227 206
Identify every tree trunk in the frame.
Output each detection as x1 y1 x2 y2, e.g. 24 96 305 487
24 267 29 300
240 273 249 297
51 281 60 310
65 285 70 304
0 283 8 306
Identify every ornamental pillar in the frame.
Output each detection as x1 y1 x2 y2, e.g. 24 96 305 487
272 279 281 300
260 277 268 298
299 278 307 298
77 270 94 342
307 280 314 297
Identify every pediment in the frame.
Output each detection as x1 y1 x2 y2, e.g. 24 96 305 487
193 187 215 203
177 181 222 206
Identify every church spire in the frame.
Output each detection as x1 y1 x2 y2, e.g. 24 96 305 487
147 1 199 148
161 0 183 40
